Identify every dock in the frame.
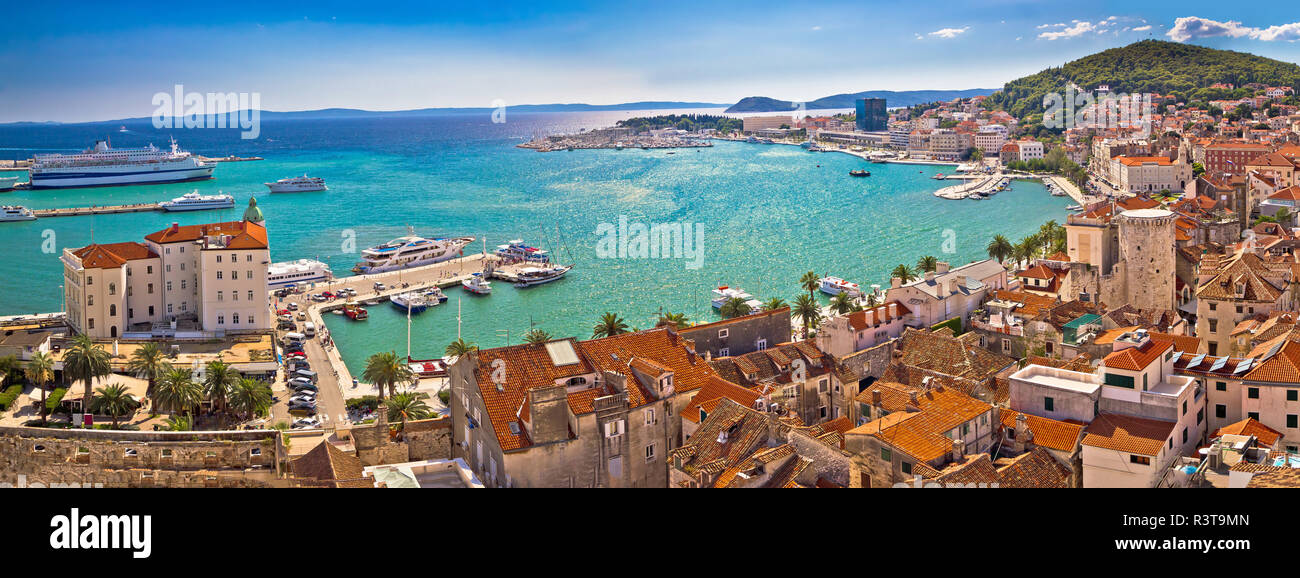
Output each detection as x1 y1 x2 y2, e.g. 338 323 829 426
30 203 163 218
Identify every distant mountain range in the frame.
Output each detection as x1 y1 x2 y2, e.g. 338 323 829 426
724 89 998 113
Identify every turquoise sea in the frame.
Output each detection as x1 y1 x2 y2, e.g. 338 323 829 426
0 111 1070 373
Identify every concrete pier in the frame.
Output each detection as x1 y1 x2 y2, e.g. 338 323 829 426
31 203 162 218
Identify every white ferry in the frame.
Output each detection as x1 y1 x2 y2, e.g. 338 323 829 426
158 191 235 212
494 239 550 263
0 206 37 222
462 272 492 295
352 228 474 274
265 175 327 193
29 138 214 189
512 264 572 288
710 286 763 313
268 259 333 289
819 276 862 297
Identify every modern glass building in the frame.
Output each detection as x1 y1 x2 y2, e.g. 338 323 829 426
855 98 887 132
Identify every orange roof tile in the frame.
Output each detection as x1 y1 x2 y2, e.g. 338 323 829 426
1211 418 1283 447
1102 339 1173 371
1082 413 1174 456
1000 410 1085 453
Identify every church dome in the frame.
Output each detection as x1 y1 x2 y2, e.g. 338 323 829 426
243 196 264 223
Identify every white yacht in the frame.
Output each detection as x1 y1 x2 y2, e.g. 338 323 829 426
390 292 432 314
265 175 327 193
268 259 333 289
0 206 36 222
158 191 235 212
352 228 474 274
512 264 572 288
710 286 762 313
819 276 862 297
29 138 214 189
494 239 550 263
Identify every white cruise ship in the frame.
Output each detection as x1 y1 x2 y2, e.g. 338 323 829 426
265 175 327 193
29 138 214 189
352 228 475 274
158 191 235 212
268 259 333 288
819 276 862 297
0 206 37 222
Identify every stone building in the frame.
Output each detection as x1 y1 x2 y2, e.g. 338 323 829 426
1194 250 1294 356
678 307 791 359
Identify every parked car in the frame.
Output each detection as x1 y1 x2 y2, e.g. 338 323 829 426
286 302 299 311
373 282 386 291
295 311 307 321
288 406 317 416
293 369 318 383
289 380 318 392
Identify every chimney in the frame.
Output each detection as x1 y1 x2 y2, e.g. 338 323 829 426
925 270 936 282
908 390 920 407
170 222 180 233
864 309 875 326
1013 413 1033 452
951 438 965 462
872 389 882 407
887 303 898 318
946 279 957 295
956 274 967 288
891 277 901 289
936 261 950 274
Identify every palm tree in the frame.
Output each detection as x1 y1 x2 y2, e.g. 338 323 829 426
90 384 139 429
24 352 54 424
201 359 240 416
62 334 111 416
362 351 415 400
799 271 820 299
986 234 1013 264
719 296 752 319
154 367 202 415
916 255 939 272
763 297 788 311
522 328 553 344
1011 238 1034 269
891 264 916 283
165 413 192 431
656 312 690 329
387 391 433 431
228 378 273 420
830 292 860 315
592 312 629 338
126 342 170 408
445 338 479 359
0 355 20 385
792 293 822 337
864 292 880 308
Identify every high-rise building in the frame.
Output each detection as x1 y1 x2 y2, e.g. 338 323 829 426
855 98 887 132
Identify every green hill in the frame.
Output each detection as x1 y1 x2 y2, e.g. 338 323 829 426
986 40 1300 120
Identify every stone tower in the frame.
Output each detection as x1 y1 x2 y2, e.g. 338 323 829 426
1117 208 1177 311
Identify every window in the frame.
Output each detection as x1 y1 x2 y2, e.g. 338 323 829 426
1249 412 1260 421
1290 415 1298 429
232 314 239 324
603 420 625 438
217 291 223 302
108 283 116 295
1209 303 1216 311
1209 319 1217 332
1001 338 1011 353
901 461 912 475
166 264 172 273
718 328 729 339
1104 373 1135 389
1182 427 1188 444
180 280 186 290
1182 400 1187 416
607 455 623 478
232 270 238 280
109 305 116 316
881 447 892 462
756 338 767 350
1044 396 1054 412
818 379 828 393
644 443 657 462
166 281 172 292
1248 387 1260 399
216 255 222 263
148 283 154 294
962 423 970 435
1216 381 1226 392
217 271 222 280
86 277 93 285
217 315 224 325
1290 390 1298 402
1130 455 1151 465
645 408 656 425
147 266 153 274
718 348 729 357
247 290 254 301
819 405 827 418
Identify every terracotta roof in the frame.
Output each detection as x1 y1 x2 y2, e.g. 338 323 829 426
1102 339 1173 371
1211 418 1283 447
1244 468 1300 488
681 376 761 424
1081 413 1175 456
1243 340 1300 384
1196 251 1289 303
847 381 992 463
1000 410 1085 453
995 447 1073 488
71 242 157 269
844 301 910 331
292 441 371 488
895 327 1016 384
988 290 1059 319
144 220 269 250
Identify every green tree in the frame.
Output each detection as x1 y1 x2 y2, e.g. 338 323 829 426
799 270 820 299
986 234 1013 263
165 413 192 431
24 352 54 424
201 359 240 416
522 328 553 344
445 338 479 359
592 312 630 338
829 292 860 315
792 293 822 337
63 334 111 416
719 296 752 319
891 264 916 283
228 378 273 420
90 384 139 429
362 351 415 400
762 297 788 311
126 342 170 409
154 367 202 415
916 255 939 272
655 312 690 329
387 391 434 431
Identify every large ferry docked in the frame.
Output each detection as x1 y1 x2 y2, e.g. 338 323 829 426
268 259 333 289
352 228 474 274
28 138 215 189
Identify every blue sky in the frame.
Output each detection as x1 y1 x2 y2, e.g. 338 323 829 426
2 1 1300 122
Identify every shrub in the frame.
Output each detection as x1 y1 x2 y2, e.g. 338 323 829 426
346 395 380 413
437 389 450 406
46 388 68 412
931 317 963 336
0 384 22 410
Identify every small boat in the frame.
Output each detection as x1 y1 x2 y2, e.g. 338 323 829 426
390 292 430 314
158 191 235 212
932 173 947 180
1066 204 1083 211
462 272 492 295
343 302 369 321
0 205 36 222
819 277 863 298
408 357 448 378
495 239 550 263
423 287 449 303
710 286 763 314
849 169 871 177
513 265 573 288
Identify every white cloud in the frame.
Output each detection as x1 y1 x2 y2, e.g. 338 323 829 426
1037 23 1065 29
928 26 969 39
811 25 822 31
1167 16 1300 42
1132 25 1151 32
1039 21 1095 40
